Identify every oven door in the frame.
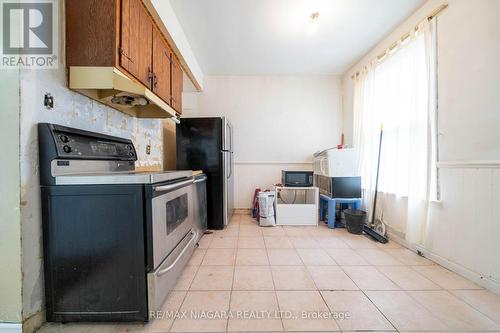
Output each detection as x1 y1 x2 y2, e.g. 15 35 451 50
151 178 194 269
147 229 197 315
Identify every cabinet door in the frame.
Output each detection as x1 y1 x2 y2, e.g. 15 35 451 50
152 28 172 104
66 0 118 67
120 0 152 88
171 57 183 113
42 185 147 321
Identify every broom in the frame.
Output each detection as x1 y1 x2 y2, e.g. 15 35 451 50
363 125 389 243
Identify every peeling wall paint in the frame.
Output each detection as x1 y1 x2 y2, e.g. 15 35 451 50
19 67 163 319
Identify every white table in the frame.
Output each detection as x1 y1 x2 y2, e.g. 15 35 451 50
274 186 319 226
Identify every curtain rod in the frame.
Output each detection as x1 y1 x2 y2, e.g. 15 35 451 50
351 3 448 80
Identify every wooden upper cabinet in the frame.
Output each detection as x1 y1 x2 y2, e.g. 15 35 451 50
152 27 172 104
171 57 183 114
120 0 152 88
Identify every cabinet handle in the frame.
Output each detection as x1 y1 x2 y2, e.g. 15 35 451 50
118 48 134 63
153 74 158 87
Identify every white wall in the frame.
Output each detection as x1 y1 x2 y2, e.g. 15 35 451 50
183 76 343 208
342 0 500 291
0 68 23 327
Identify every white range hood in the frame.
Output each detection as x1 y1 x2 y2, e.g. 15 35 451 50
69 66 177 119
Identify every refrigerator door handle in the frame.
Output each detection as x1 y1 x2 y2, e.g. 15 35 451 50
223 117 233 153
223 117 228 151
228 152 233 179
229 122 233 153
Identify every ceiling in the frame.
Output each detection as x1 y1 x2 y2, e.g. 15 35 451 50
170 0 424 75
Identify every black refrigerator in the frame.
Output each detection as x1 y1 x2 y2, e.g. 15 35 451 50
176 117 234 230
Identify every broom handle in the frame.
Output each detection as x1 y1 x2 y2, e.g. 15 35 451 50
371 125 383 225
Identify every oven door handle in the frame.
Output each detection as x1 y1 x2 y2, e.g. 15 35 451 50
157 230 197 277
154 178 194 193
193 175 207 183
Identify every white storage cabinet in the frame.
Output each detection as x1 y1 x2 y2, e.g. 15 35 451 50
274 186 319 226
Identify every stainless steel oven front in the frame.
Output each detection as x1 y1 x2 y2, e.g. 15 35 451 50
148 177 198 315
151 178 195 269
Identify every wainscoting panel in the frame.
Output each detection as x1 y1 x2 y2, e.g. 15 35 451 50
377 161 500 293
234 161 313 209
424 163 500 289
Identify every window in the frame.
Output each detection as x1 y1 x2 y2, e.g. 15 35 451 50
353 18 438 244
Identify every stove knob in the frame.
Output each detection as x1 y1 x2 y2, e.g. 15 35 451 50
60 135 69 143
127 144 133 150
63 145 72 153
128 152 134 157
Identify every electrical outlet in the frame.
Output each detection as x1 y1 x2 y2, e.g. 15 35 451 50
146 144 151 155
44 93 54 109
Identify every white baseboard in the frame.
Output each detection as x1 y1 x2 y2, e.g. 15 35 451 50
0 323 22 333
234 161 312 165
234 208 251 215
21 310 45 333
415 245 500 295
386 230 500 295
386 230 414 250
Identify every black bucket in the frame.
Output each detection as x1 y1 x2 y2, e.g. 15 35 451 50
344 209 367 235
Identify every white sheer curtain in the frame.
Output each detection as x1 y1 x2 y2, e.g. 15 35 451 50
353 18 437 245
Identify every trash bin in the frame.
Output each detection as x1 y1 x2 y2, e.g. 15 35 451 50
344 209 366 234
258 191 276 227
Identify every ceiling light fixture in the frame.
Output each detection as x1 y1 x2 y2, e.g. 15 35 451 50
308 12 320 34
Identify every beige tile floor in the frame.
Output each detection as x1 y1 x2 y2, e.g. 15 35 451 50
37 214 500 333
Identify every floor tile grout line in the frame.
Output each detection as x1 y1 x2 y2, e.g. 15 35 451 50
165 290 189 333
382 246 428 265
265 238 285 332
374 264 443 291
170 240 209 332
213 217 236 332
358 290 399 332
184 219 240 332
317 289 350 332
449 289 500 326
354 247 406 266
337 263 399 332
406 288 500 330
184 244 207 291
226 218 239 333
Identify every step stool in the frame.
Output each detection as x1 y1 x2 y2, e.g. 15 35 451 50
319 195 362 229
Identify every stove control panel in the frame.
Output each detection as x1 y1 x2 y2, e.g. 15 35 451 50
53 131 136 160
39 123 137 161
38 123 138 185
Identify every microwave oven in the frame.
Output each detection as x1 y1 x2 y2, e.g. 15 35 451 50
313 148 359 177
281 171 313 187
